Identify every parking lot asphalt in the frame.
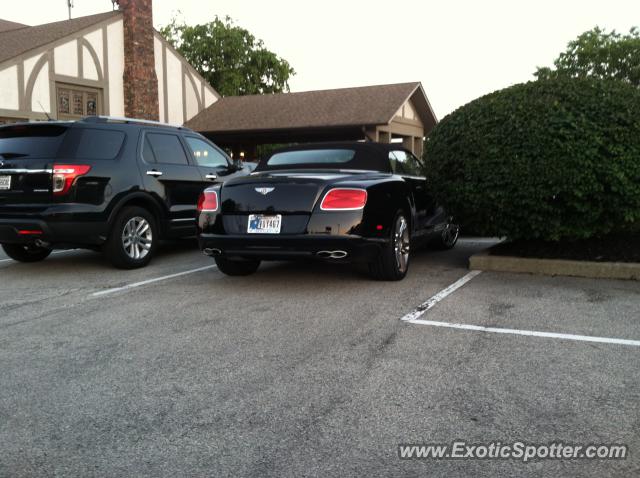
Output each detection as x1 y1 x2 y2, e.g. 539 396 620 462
0 239 638 477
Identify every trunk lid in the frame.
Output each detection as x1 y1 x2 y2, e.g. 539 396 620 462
220 170 362 214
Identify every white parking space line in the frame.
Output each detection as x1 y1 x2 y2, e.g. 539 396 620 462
400 270 482 322
91 265 216 297
0 249 77 263
404 319 640 347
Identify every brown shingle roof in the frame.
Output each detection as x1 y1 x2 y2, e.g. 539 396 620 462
186 82 429 133
0 19 28 33
0 11 120 65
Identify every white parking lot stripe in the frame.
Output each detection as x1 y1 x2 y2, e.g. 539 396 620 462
0 249 77 263
91 265 216 297
400 270 482 322
404 319 640 347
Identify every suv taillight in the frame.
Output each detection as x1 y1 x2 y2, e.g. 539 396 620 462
320 188 367 210
52 164 91 196
198 191 219 212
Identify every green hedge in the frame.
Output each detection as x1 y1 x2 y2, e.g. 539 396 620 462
423 78 640 241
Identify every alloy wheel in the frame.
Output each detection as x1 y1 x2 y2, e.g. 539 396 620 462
121 216 153 260
394 216 410 273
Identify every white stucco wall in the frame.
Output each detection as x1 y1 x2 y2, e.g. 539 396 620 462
204 88 217 108
82 29 103 81
154 36 165 123
185 71 200 121
165 48 183 124
30 62 50 113
0 65 19 110
54 40 78 77
23 54 50 114
107 19 124 116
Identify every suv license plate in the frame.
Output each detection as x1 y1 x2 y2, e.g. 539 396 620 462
247 214 282 234
0 176 11 190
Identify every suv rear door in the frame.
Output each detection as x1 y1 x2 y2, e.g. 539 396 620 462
0 123 69 207
138 130 206 235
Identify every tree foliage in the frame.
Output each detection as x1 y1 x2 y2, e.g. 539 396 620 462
159 16 295 97
424 78 640 241
535 27 640 87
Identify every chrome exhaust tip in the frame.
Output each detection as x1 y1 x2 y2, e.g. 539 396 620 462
316 250 348 259
203 247 222 257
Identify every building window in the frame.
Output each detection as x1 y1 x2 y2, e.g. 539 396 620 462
56 84 102 119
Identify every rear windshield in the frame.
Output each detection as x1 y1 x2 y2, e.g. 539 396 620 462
266 149 356 167
0 124 68 159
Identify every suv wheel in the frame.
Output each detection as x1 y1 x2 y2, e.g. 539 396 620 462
104 206 158 269
214 256 261 276
1 243 52 263
368 211 410 281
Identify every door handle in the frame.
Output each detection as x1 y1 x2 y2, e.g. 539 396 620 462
146 170 163 177
205 174 218 180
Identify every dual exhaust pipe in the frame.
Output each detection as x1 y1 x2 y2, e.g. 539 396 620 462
316 250 348 259
204 248 348 259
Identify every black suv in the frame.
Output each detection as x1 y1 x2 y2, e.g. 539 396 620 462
0 116 244 268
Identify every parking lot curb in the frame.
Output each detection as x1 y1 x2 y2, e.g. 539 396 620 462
469 251 640 281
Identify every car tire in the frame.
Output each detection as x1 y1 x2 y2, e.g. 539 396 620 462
104 206 158 269
433 220 460 250
1 243 52 263
368 210 410 281
214 256 261 276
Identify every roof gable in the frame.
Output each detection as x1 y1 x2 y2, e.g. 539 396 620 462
186 82 436 133
0 11 120 65
0 18 28 33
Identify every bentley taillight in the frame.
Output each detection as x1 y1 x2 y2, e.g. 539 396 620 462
320 188 367 210
198 190 219 212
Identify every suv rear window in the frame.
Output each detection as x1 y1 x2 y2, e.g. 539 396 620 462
0 124 68 159
145 133 189 165
74 128 125 160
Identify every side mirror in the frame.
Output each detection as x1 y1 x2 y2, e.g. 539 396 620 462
233 158 244 171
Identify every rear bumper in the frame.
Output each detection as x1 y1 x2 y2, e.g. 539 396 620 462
0 219 53 244
198 233 389 262
0 209 107 246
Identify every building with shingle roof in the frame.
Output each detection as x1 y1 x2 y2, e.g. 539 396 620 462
1 0 437 157
187 82 436 157
0 1 218 125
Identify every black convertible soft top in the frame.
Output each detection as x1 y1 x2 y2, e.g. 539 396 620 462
256 142 414 173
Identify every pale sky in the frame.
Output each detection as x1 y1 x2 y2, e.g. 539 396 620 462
3 0 639 118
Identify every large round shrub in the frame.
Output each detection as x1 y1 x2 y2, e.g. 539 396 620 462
424 78 640 241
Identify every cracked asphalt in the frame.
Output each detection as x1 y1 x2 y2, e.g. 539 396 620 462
0 239 638 477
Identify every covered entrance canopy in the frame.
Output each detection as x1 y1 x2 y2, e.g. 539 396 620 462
185 82 437 160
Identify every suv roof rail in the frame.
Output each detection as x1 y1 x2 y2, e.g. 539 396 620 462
80 116 189 130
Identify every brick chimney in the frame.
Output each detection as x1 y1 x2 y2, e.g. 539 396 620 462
116 0 159 120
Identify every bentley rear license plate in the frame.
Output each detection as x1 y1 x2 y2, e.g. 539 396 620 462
0 176 11 190
247 214 282 234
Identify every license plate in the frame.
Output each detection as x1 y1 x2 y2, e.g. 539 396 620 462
247 214 282 234
0 176 11 191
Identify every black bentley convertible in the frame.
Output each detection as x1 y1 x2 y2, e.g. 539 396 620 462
197 142 459 280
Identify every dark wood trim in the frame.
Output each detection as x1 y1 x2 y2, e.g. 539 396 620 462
17 62 25 111
76 38 83 78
